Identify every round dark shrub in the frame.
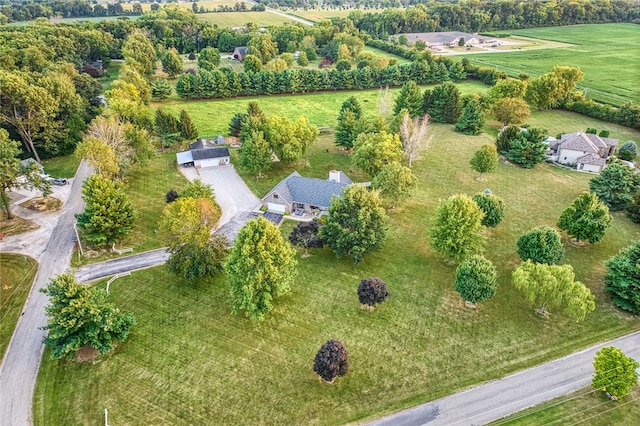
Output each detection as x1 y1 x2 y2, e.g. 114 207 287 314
166 189 179 203
82 64 102 78
472 193 505 227
335 59 351 71
185 68 197 75
618 141 637 161
357 277 389 307
516 226 564 265
313 340 349 383
188 52 196 61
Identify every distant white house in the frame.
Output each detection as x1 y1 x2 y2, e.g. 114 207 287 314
176 140 230 168
548 132 618 173
395 31 497 48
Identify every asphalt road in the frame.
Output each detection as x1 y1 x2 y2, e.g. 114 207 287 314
0 161 90 426
74 248 170 283
368 330 640 426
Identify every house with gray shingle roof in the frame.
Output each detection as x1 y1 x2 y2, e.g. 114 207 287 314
552 131 618 173
261 170 352 215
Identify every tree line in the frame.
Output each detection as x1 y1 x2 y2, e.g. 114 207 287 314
346 0 640 37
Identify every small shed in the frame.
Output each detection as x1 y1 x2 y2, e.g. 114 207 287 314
233 46 247 62
176 145 230 168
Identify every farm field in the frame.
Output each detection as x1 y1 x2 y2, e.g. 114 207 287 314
197 10 297 27
292 8 386 21
0 254 38 361
491 386 640 425
35 88 640 423
459 23 640 106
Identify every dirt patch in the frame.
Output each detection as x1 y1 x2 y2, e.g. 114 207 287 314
0 214 40 237
76 346 99 363
19 197 62 212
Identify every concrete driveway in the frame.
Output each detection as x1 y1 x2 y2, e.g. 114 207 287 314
179 165 260 237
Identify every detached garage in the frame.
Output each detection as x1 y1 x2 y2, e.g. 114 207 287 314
177 140 230 168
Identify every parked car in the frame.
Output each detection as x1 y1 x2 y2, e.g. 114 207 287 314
51 178 68 186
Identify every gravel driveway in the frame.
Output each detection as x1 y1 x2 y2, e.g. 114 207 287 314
179 165 260 240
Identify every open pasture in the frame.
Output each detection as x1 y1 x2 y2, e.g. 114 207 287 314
459 24 640 106
35 88 640 424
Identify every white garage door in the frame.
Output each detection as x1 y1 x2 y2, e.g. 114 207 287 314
197 159 219 168
267 203 286 214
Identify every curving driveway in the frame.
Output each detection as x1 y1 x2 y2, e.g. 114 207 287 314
179 165 260 241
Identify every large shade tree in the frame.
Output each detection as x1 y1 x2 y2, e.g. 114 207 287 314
313 340 349 383
40 272 136 359
320 185 388 263
371 162 417 208
224 217 297 321
454 255 498 305
512 261 596 322
516 226 564 265
429 194 485 263
557 191 612 244
592 346 639 399
352 131 403 177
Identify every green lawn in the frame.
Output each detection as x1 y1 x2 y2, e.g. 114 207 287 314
198 11 297 27
0 253 38 360
71 152 190 267
491 386 640 425
35 103 640 424
458 23 640 106
42 155 81 178
362 45 412 65
156 81 490 137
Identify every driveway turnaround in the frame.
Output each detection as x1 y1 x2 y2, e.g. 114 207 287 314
0 161 91 426
180 165 260 239
368 330 640 426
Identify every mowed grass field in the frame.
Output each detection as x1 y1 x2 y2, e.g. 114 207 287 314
34 90 640 424
292 8 386 21
459 24 640 106
491 386 640 425
198 11 297 27
70 153 190 267
0 254 38 360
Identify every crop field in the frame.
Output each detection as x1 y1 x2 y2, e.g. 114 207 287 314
35 86 640 424
459 24 640 106
119 0 242 12
292 8 386 21
197 11 298 27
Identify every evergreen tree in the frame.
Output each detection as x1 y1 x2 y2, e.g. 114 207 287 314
296 51 309 66
424 82 461 123
41 272 135 359
589 163 640 211
228 112 247 137
617 141 637 161
455 255 498 305
161 49 183 79
557 191 612 244
320 185 388 263
430 194 485 263
243 54 262 73
179 109 198 140
75 175 137 247
225 217 298 321
455 96 485 135
393 80 424 118
151 79 172 100
335 96 364 148
505 127 548 168
604 240 640 314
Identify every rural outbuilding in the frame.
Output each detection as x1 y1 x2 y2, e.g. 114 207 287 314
177 140 230 168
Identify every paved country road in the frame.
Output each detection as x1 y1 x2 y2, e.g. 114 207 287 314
0 161 91 426
368 330 640 426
